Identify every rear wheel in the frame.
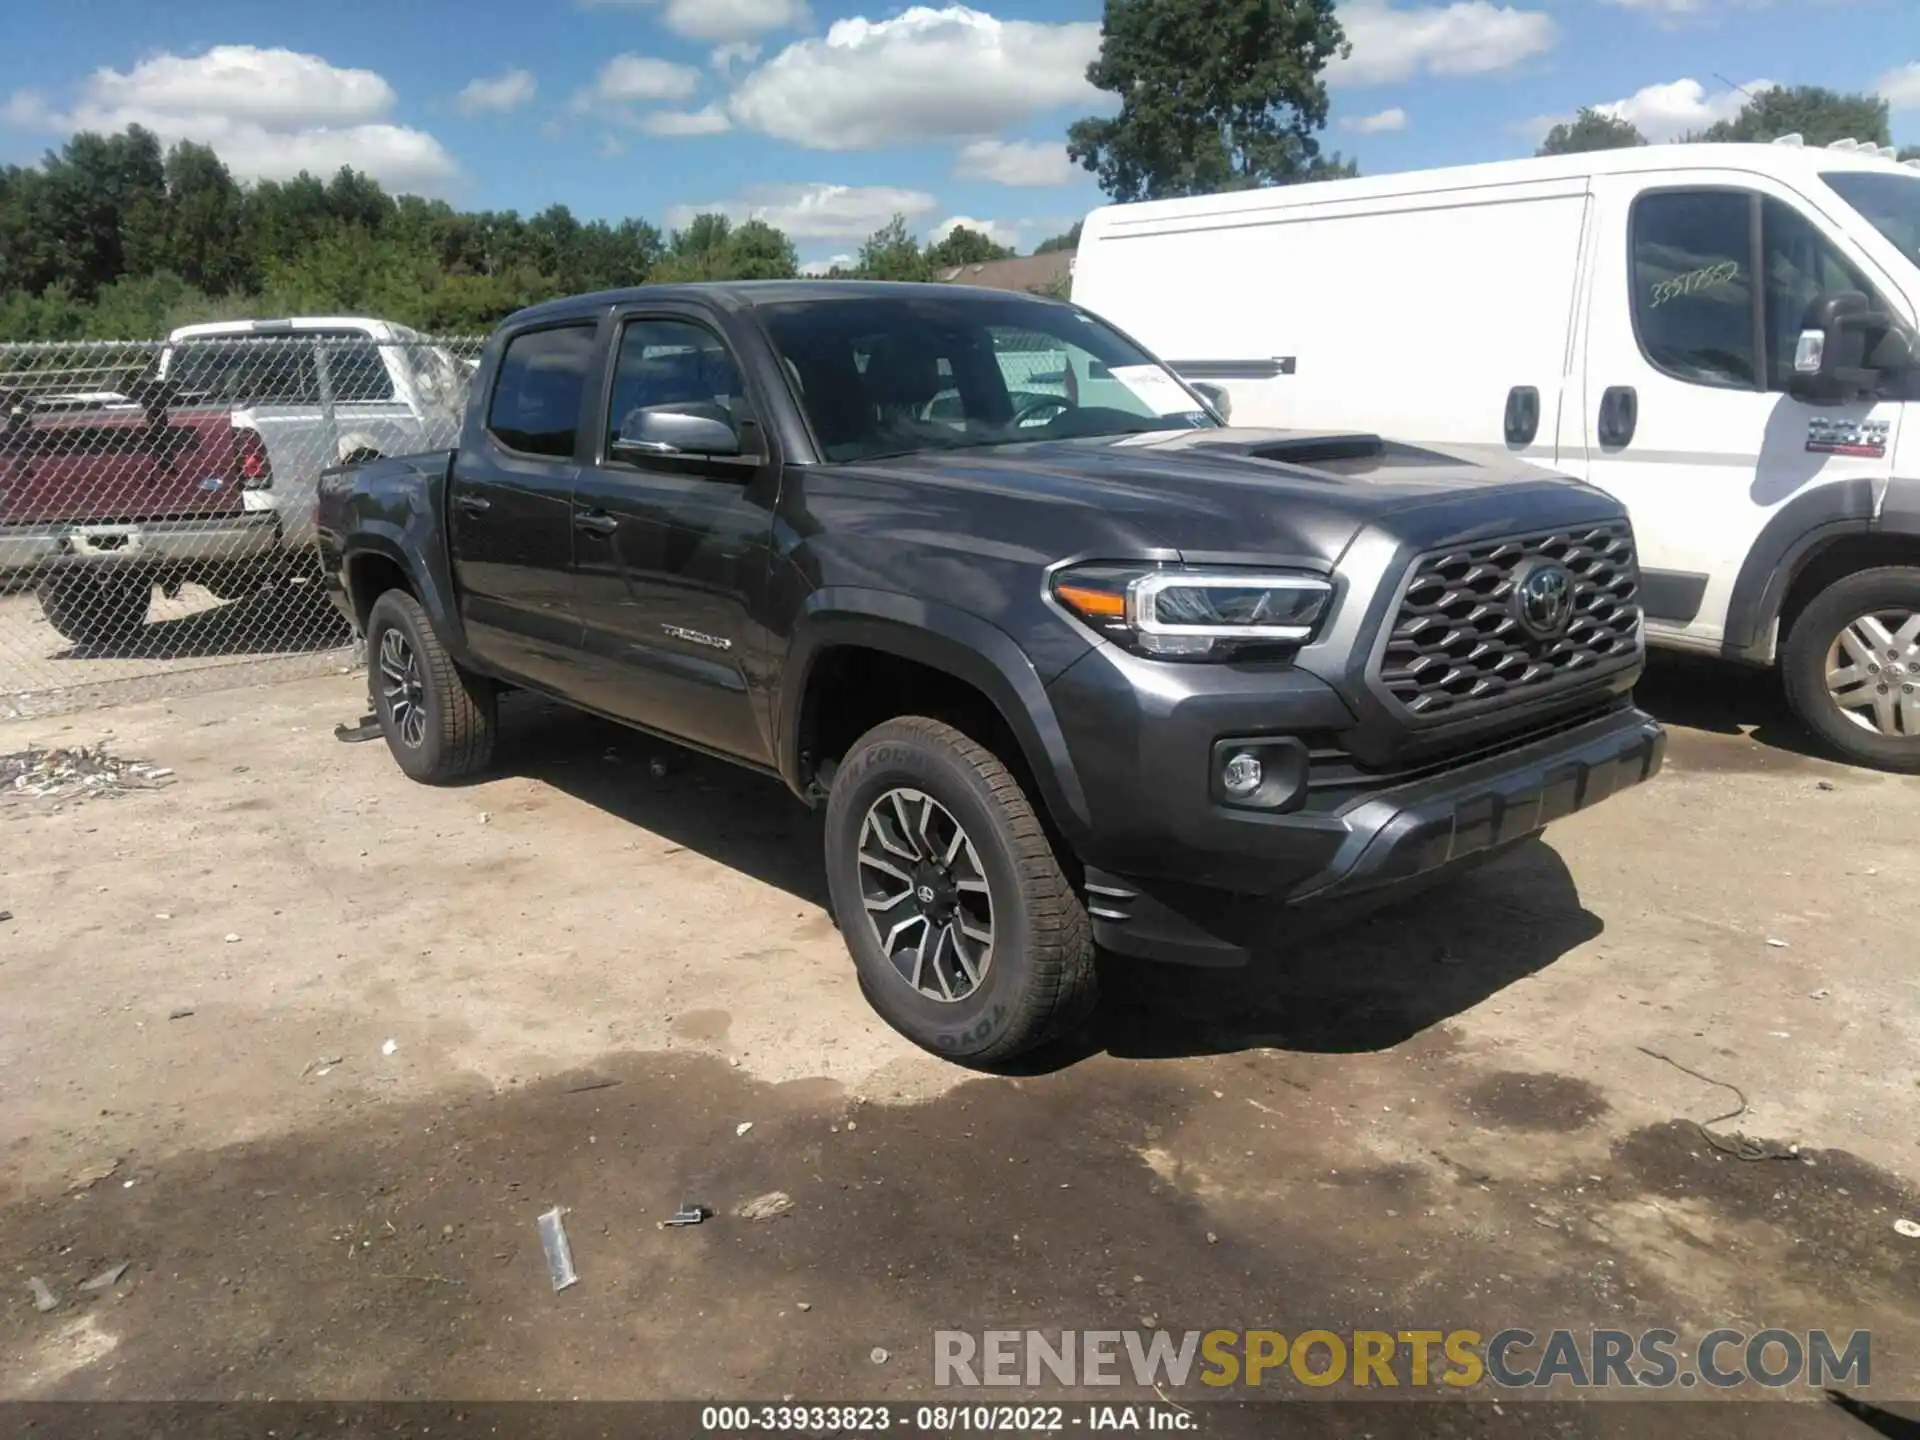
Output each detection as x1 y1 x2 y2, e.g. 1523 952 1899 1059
35 572 153 649
823 716 1095 1065
1782 566 1920 773
364 589 496 783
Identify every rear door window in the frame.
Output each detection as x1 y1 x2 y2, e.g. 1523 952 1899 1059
486 324 598 459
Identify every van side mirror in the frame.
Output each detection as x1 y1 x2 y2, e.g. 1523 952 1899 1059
611 401 741 459
1791 291 1900 401
1190 381 1232 422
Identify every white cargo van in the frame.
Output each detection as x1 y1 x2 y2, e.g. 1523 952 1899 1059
1072 140 1920 771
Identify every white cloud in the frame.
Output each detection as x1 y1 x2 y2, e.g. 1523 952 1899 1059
710 41 763 74
1341 106 1408 134
574 54 704 110
456 69 536 116
953 138 1077 186
588 0 810 42
3 45 457 193
930 214 1025 246
640 104 733 136
1595 76 1771 141
728 5 1101 150
669 182 940 239
800 253 855 276
1329 1 1557 86
1600 0 1705 10
1878 62 1920 111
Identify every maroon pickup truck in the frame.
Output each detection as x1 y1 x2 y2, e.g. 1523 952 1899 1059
0 389 284 647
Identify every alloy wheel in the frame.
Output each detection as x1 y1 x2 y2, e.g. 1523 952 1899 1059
1824 609 1920 737
856 787 995 1002
378 627 429 749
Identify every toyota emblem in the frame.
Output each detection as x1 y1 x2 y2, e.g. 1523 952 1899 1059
1513 559 1574 640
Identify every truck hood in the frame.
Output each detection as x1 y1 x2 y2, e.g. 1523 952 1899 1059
847 427 1619 566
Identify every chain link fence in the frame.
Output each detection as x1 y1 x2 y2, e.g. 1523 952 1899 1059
1 330 484 717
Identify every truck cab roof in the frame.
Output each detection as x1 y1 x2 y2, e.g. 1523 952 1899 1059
167 317 418 343
506 279 1066 327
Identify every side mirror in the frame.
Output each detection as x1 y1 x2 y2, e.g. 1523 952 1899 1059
1791 291 1899 400
611 401 741 459
1190 380 1232 422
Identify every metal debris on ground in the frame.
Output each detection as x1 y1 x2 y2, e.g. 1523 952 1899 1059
167 1007 194 1020
2 745 178 806
0 910 11 922
1765 937 1789 948
381 1038 398 1057
301 1054 344 1078
334 715 382 744
1895 1218 1920 1239
79 1262 129 1292
870 1348 890 1365
67 1158 121 1192
28 1277 58 1312
537 1206 579 1291
661 1201 712 1228
734 1191 793 1222
562 1077 620 1094
735 1121 754 1137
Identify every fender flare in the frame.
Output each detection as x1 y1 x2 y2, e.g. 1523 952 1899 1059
341 525 472 660
777 587 1093 842
1722 477 1875 661
1723 477 1920 663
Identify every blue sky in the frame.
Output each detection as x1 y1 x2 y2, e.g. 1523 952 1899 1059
3 0 1917 268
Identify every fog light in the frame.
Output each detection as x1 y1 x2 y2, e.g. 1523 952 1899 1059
1221 751 1263 797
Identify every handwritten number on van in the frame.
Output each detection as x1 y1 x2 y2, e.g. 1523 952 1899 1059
1649 262 1740 310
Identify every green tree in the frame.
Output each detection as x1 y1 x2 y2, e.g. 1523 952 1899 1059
1033 220 1083 254
722 219 799 280
1067 0 1350 203
1538 109 1645 157
162 141 247 295
1696 86 1890 148
856 215 934 281
1901 145 1920 163
926 225 1014 269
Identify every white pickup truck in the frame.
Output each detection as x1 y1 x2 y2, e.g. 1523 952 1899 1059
159 317 468 561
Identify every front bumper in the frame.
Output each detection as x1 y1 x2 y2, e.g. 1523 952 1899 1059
0 514 282 573
1079 700 1664 966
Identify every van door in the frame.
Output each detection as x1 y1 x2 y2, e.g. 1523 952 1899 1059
1567 174 1906 651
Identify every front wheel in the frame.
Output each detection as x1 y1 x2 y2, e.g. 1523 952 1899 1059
364 589 497 783
823 717 1096 1065
1781 565 1920 773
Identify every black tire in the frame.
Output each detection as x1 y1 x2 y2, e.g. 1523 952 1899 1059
364 588 496 783
823 716 1095 1065
36 573 152 648
1782 565 1920 773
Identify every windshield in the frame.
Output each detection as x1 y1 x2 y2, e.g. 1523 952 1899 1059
757 293 1219 462
1822 171 1920 270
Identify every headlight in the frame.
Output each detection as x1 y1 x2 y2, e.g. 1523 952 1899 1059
1050 564 1332 660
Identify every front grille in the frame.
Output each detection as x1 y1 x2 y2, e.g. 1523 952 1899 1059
1378 522 1640 718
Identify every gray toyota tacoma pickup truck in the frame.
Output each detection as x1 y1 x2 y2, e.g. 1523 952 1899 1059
317 280 1664 1064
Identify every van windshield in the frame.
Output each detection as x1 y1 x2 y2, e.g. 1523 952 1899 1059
1822 171 1920 270
756 293 1219 463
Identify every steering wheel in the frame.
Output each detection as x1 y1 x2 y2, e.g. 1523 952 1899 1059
1012 395 1071 428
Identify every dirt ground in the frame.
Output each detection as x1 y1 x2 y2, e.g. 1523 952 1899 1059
0 585 352 721
2 653 1918 1429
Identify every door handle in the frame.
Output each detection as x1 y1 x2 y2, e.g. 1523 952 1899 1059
1598 385 1638 449
453 493 490 515
1504 385 1541 447
574 510 620 537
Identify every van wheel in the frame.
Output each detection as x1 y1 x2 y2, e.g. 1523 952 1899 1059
1782 566 1920 773
823 717 1096 1066
364 589 496 783
36 573 153 649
